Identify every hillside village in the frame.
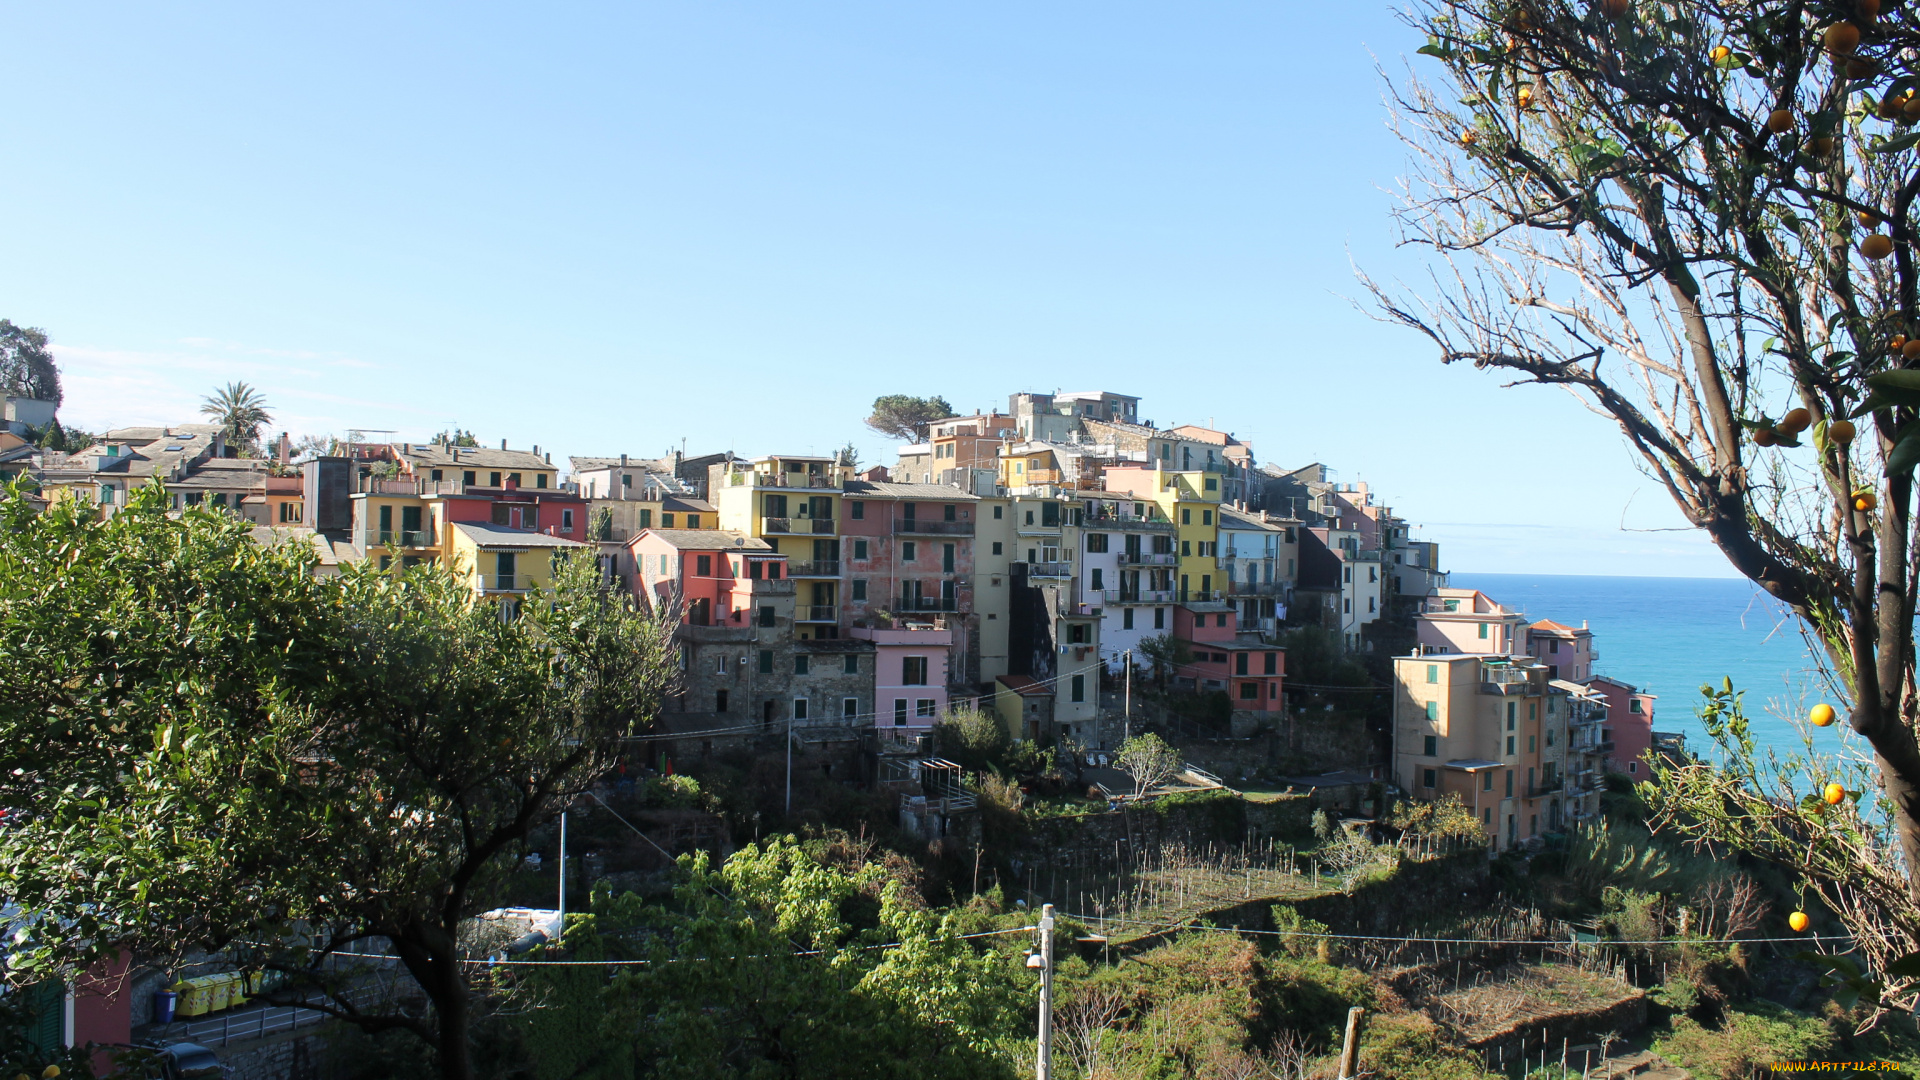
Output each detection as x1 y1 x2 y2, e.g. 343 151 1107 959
16 386 1876 1080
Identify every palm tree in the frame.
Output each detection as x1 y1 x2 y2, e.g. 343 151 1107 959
200 381 272 456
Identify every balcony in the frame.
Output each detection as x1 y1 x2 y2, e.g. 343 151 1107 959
1226 580 1287 596
486 574 522 592
896 520 974 536
797 606 839 622
788 560 840 577
743 577 796 595
760 517 837 534
1480 666 1534 693
1526 776 1565 799
1026 561 1072 579
1118 552 1178 566
376 529 434 548
897 596 959 613
1085 511 1175 532
729 471 842 489
1104 589 1176 604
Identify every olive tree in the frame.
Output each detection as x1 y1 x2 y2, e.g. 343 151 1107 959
1364 0 1920 1001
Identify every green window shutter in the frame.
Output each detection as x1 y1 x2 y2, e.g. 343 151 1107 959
23 980 63 1055
1425 701 1439 721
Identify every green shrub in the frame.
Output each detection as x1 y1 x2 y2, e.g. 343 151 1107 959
1653 1000 1836 1080
1356 1012 1496 1080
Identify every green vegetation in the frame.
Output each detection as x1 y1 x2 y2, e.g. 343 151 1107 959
862 394 956 443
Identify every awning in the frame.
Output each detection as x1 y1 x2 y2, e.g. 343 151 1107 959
1444 759 1503 771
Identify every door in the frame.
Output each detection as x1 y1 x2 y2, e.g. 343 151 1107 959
765 494 788 518
942 543 955 572
1124 533 1141 558
401 505 423 544
810 496 833 520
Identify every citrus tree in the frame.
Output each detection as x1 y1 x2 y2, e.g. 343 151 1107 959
1366 0 1920 1003
0 483 675 1080
1116 733 1182 798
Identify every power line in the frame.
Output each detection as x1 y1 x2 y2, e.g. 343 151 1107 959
296 924 1035 968
1055 912 1854 948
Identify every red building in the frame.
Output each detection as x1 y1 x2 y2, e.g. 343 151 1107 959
1588 674 1658 777
839 481 980 686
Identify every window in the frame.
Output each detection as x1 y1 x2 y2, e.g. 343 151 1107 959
1041 503 1060 527
903 657 929 685
1505 771 1514 797
853 539 869 560
1424 735 1438 756
1506 736 1516 755
994 505 1003 519
943 544 955 572
1528 735 1536 753
759 650 773 674
1426 664 1439 684
638 509 652 528
1550 639 1560 654
661 513 675 528
844 654 859 674
716 689 729 712
851 579 867 601
992 542 1003 555
1629 761 1638 774
1478 622 1489 639
1090 568 1104 590
944 503 956 521
379 555 392 571
1123 608 1134 629
1483 771 1493 791
795 655 810 675
1235 653 1248 676
1239 682 1258 700
536 474 548 489
1071 675 1085 703
1545 729 1554 747
903 541 917 562
793 698 808 721
1181 508 1191 525
1181 541 1191 556
1506 703 1516 729
1423 768 1437 788
759 606 775 627
1202 509 1212 525
696 555 712 577
1215 612 1227 627
844 697 859 718
562 509 574 532
685 514 699 528
917 698 937 717
489 471 502 486
621 474 632 488
1264 652 1277 675
1529 703 1537 721
1426 700 1439 721
1154 607 1166 629
1204 477 1218 491
850 501 864 520
508 473 522 486
1067 623 1089 644
894 699 909 726
1629 698 1644 714
1086 533 1109 553
658 553 670 575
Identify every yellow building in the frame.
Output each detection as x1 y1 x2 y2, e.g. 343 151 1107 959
711 455 852 638
1102 465 1224 602
448 521 590 613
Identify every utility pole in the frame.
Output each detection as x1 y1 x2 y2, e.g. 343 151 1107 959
1035 903 1055 1080
556 811 567 934
785 707 794 817
1337 1006 1364 1080
1123 649 1132 747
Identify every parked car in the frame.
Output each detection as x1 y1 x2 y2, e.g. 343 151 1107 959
127 1042 231 1080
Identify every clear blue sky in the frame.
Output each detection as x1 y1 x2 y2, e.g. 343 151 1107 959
1 1 1731 576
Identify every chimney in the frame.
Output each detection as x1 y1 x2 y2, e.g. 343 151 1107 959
620 453 628 467
501 439 508 451
533 444 540 457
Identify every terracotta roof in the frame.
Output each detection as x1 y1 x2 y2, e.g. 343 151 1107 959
841 481 979 501
997 674 1052 697
1529 619 1584 634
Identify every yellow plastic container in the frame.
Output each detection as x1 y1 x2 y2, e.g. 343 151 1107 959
173 977 214 1018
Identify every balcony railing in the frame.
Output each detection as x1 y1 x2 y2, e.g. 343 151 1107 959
797 605 839 622
1118 552 1178 565
488 574 520 592
1026 561 1072 578
1527 777 1565 798
1481 666 1533 689
787 560 840 577
1104 589 1176 604
897 596 959 612
729 472 842 489
1084 511 1175 531
1225 580 1286 596
745 578 796 594
896 520 974 536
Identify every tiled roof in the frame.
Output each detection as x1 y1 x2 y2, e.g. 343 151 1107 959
997 674 1052 696
1530 619 1584 634
635 529 772 552
451 521 590 548
395 443 552 471
841 481 979 501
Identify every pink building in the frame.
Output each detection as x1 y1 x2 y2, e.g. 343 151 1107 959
1589 674 1658 777
1525 620 1597 682
852 624 952 730
1171 604 1285 714
1413 588 1529 656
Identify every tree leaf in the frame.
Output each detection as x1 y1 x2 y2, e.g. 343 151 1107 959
1872 131 1920 155
1887 424 1920 477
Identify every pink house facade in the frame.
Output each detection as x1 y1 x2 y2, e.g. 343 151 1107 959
852 625 952 730
1589 674 1658 777
1525 620 1597 682
1171 603 1285 715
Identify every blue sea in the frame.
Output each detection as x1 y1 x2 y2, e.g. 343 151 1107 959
1448 573 1835 761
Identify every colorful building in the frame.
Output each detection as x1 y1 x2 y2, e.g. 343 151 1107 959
1525 620 1596 683
852 624 952 731
1171 603 1285 731
1102 464 1224 604
1075 491 1177 670
1589 674 1658 778
710 454 851 640
393 438 560 491
447 521 590 613
1413 588 1529 656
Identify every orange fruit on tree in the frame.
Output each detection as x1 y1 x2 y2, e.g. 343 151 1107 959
1905 97 1920 121
1904 340 1920 359
1831 419 1857 445
1826 22 1863 56
1863 234 1895 259
1598 0 1629 16
1848 57 1880 79
1812 136 1836 156
1861 210 1883 227
1892 334 1907 348
1755 426 1780 447
1861 0 1881 19
1711 45 1732 62
1824 782 1846 804
1857 490 1879 511
1461 130 1479 147
1790 910 1812 932
1811 703 1837 727
1767 109 1794 133
1780 408 1812 434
